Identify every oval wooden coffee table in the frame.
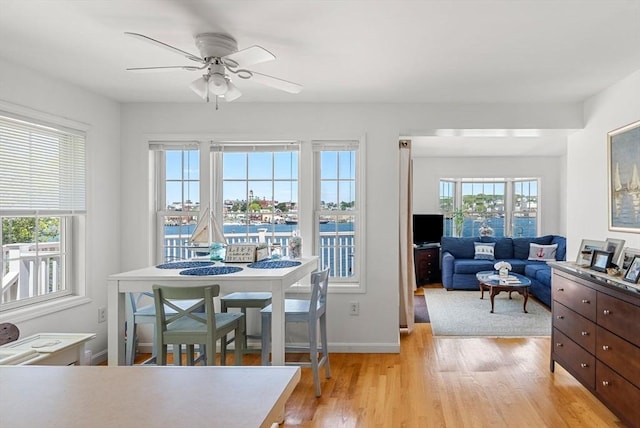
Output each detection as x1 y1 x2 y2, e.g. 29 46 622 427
476 271 532 313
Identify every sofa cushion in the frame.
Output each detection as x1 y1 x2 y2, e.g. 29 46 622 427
505 259 528 274
474 242 495 260
453 259 496 274
551 235 567 261
478 236 514 259
441 237 477 259
528 243 558 261
525 262 552 285
512 235 553 259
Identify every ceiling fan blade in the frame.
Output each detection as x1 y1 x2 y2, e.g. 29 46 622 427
223 45 275 68
223 81 242 102
125 32 204 63
248 71 303 94
126 66 204 72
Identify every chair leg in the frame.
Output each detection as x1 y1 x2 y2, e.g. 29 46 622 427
261 312 271 366
186 345 195 365
125 321 136 366
174 345 182 366
157 344 167 366
320 313 331 379
234 316 245 366
309 319 321 397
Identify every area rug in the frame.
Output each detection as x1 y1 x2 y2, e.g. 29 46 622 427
414 293 429 323
424 288 551 337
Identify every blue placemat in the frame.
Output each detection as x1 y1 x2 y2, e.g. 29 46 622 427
247 260 302 269
179 266 243 276
156 261 215 269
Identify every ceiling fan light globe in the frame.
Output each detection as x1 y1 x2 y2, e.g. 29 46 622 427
189 76 209 99
209 73 228 95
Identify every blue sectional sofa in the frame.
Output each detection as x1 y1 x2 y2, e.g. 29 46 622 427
441 235 566 307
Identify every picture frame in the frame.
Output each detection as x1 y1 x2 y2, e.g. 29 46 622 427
608 120 640 232
590 249 613 273
623 255 640 283
576 239 605 267
224 244 258 263
622 247 640 270
603 238 626 267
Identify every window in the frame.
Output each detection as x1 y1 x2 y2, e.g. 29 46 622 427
313 141 362 282
440 178 539 238
151 144 201 262
214 142 299 248
0 112 86 310
152 138 365 288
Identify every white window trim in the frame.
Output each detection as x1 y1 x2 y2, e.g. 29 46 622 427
0 100 89 318
148 133 367 294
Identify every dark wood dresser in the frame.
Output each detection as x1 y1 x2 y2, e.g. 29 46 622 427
414 244 440 286
550 262 640 427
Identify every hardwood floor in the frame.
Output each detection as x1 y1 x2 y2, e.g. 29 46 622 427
130 289 625 427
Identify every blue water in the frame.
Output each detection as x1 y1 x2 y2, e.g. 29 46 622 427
165 221 355 236
444 217 537 238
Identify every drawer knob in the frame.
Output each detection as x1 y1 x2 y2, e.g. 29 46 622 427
580 363 589 368
556 315 564 320
581 299 590 304
602 381 610 387
602 345 610 351
556 343 563 347
581 331 589 336
603 309 611 315
557 288 565 292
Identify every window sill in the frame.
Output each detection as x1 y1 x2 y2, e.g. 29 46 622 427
0 296 92 324
287 282 365 294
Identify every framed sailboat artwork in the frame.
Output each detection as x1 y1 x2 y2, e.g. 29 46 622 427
608 120 640 232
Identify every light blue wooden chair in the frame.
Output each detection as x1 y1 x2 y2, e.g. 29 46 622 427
220 292 272 360
125 292 201 365
260 268 331 396
153 284 245 366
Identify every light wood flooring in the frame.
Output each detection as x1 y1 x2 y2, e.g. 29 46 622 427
131 287 624 427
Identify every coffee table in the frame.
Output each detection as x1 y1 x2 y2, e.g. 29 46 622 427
476 271 532 313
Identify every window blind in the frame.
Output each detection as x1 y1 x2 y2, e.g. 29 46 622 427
0 114 86 214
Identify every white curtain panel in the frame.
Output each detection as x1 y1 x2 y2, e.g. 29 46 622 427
399 140 415 331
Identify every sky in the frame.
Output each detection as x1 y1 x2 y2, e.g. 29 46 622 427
165 149 355 206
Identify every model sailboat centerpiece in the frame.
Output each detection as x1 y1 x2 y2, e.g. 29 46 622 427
188 207 227 261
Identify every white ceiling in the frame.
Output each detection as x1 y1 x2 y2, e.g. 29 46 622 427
0 0 638 155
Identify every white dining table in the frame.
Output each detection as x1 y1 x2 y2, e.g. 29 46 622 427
0 365 300 428
107 256 318 366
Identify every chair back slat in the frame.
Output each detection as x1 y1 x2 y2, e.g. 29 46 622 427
153 284 219 333
309 268 330 318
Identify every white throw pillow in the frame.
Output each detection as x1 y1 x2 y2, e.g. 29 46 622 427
528 243 558 261
474 242 495 260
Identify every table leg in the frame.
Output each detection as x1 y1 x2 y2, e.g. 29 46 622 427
522 288 529 313
479 282 485 299
107 280 125 366
270 283 285 366
489 286 497 313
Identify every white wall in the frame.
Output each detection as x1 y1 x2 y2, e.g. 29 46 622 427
0 53 598 356
0 59 121 362
121 102 582 351
413 156 566 235
567 70 640 259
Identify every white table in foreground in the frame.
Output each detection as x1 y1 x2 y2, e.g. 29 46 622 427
0 365 300 428
108 257 319 366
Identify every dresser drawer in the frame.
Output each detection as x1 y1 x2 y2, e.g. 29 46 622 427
554 302 596 353
596 361 640 427
596 326 640 386
597 293 640 347
553 328 595 389
553 274 596 321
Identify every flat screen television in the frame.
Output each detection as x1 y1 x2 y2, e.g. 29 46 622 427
412 214 444 246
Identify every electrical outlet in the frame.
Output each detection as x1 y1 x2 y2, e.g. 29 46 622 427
98 307 106 323
349 301 359 316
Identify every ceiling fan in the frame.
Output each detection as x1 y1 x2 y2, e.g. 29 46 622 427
125 32 302 104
